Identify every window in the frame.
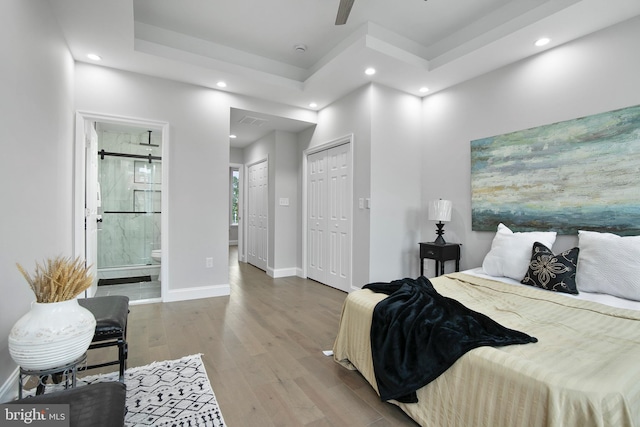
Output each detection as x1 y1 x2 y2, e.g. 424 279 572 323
230 168 239 225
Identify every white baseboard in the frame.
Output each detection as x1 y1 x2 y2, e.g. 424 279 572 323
162 284 230 302
229 240 238 245
267 267 297 278
296 268 305 278
0 367 19 403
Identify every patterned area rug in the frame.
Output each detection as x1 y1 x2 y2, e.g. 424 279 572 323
29 354 226 426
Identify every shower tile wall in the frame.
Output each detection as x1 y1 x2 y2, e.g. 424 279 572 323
98 128 161 270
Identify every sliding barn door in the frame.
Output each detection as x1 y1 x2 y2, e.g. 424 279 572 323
307 143 351 291
247 160 268 271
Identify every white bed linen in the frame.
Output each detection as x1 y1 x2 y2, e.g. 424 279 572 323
464 267 640 311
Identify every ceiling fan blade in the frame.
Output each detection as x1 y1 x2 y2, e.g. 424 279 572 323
335 0 355 25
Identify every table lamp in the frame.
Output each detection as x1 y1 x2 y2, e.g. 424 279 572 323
428 199 452 245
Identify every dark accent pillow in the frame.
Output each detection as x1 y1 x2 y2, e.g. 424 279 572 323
521 242 579 294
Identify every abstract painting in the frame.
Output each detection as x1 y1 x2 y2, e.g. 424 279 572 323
471 104 640 235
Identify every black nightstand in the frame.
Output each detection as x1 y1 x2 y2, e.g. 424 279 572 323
419 242 461 277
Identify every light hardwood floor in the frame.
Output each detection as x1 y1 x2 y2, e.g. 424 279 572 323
104 247 419 426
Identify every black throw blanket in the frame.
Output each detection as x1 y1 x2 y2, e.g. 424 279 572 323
364 276 537 403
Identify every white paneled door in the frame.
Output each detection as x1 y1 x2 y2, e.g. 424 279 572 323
247 160 268 271
307 151 327 283
307 143 351 291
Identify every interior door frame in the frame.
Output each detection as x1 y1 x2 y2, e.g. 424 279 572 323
84 123 99 296
301 134 353 289
73 111 170 299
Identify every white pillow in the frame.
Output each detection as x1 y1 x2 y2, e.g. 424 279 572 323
576 230 640 301
482 223 557 280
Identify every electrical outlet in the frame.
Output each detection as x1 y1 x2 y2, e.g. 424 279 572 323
206 257 213 268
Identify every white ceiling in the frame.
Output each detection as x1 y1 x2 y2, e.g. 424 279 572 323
48 0 640 147
230 108 317 148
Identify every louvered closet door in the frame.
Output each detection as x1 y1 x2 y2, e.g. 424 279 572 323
307 143 351 292
247 160 268 271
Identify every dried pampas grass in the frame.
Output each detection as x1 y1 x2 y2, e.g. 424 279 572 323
17 256 93 303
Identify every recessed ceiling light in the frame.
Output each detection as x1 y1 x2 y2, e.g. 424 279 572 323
365 67 376 76
229 134 237 139
535 38 551 47
87 53 101 61
217 81 227 88
419 87 429 93
309 102 318 108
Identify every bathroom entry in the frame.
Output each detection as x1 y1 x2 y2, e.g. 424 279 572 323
91 122 162 301
75 113 168 303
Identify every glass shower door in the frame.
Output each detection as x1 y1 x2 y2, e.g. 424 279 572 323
96 124 162 300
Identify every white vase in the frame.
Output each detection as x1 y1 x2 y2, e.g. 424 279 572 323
8 299 96 370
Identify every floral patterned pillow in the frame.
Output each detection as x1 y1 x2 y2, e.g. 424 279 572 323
521 242 579 294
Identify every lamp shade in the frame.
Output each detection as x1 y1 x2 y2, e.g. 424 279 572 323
428 199 452 222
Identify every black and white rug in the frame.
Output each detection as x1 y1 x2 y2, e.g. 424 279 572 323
29 354 226 426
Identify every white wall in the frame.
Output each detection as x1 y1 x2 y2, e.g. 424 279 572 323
422 16 640 272
75 64 232 300
230 147 243 164
369 84 423 282
243 130 299 276
0 0 75 399
273 131 298 274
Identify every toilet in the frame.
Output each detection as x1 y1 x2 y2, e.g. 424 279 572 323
151 249 161 281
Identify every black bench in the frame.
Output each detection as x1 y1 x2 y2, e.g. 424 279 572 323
10 382 126 427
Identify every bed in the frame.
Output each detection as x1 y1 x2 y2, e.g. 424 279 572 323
333 227 640 427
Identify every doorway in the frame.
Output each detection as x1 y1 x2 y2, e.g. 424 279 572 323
228 107 317 278
74 112 169 303
229 165 241 247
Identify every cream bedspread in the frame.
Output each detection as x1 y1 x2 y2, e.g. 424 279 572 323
333 273 640 427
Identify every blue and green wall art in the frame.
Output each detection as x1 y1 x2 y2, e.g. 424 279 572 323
471 104 640 235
